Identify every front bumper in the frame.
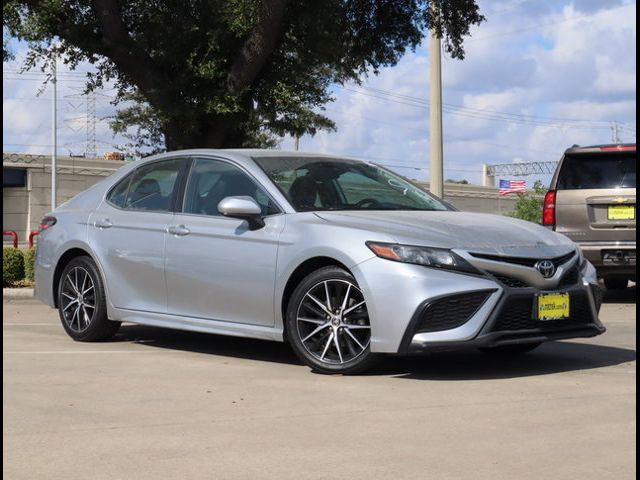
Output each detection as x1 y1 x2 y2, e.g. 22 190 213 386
352 254 605 354
402 283 605 354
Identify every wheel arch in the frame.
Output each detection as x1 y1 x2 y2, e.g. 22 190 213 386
280 256 353 338
52 247 98 308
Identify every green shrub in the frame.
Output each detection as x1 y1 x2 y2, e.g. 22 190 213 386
23 248 36 282
504 180 546 224
3 248 25 287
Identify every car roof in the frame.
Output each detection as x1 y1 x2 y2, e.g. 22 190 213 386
134 149 370 170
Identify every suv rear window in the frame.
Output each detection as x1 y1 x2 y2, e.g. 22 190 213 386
556 154 636 190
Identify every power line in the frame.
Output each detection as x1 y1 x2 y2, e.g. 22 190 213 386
322 106 561 156
468 3 634 42
339 86 620 131
359 85 614 125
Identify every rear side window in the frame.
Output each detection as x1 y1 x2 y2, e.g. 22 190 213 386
107 159 184 211
557 154 636 190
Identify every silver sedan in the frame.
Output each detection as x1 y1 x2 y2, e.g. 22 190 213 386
34 150 605 373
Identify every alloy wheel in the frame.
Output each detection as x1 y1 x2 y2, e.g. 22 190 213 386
296 279 371 365
60 266 96 333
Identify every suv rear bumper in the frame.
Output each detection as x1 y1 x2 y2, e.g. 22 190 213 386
578 241 636 278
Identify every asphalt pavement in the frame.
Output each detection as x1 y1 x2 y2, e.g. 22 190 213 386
3 288 636 480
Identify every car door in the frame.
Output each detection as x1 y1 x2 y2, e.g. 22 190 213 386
164 157 284 326
89 157 187 313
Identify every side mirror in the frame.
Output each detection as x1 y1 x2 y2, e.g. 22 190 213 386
217 196 265 230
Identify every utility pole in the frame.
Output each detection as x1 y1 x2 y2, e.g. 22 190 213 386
51 53 58 210
429 5 444 198
611 121 621 144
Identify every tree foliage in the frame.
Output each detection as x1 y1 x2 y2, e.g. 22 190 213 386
4 0 484 153
505 180 547 224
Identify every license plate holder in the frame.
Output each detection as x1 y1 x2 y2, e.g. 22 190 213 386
608 205 635 220
537 293 570 321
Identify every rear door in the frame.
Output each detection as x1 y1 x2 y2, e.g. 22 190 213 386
90 158 187 313
554 150 636 242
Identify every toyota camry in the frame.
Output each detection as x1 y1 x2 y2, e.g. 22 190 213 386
34 150 605 374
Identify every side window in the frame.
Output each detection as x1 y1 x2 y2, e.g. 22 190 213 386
121 159 183 212
184 158 279 216
107 176 131 208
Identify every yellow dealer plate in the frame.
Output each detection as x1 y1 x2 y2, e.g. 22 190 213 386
608 205 635 220
537 293 570 321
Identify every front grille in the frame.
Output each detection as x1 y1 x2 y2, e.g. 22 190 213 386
560 265 580 287
490 292 594 332
471 251 576 268
493 274 530 289
416 291 493 333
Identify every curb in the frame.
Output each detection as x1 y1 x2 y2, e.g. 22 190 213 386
3 288 35 299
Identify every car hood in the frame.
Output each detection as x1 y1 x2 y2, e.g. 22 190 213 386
314 210 576 257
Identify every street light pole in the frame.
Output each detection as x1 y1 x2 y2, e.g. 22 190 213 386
51 54 58 210
429 11 444 198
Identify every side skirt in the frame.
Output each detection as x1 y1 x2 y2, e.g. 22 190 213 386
112 308 285 342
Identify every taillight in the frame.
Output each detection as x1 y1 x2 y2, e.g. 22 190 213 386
39 216 57 231
542 191 556 228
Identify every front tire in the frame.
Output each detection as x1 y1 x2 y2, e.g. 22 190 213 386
286 266 378 374
57 256 121 341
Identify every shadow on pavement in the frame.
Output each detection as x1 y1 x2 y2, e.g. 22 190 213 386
603 285 636 305
375 341 636 381
116 324 299 365
115 324 635 380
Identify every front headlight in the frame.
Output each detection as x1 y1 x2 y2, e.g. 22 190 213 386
366 241 480 274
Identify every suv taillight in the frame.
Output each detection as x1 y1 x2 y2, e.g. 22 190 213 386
542 191 556 228
39 216 57 231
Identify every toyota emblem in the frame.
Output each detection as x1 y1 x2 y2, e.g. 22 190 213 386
536 260 556 278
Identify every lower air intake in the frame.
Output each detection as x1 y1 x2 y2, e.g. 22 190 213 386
416 291 493 333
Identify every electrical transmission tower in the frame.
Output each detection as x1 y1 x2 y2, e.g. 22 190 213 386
64 88 100 157
482 161 559 186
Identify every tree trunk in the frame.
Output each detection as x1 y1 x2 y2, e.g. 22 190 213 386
163 113 249 150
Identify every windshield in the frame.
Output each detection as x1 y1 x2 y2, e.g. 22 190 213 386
254 156 449 212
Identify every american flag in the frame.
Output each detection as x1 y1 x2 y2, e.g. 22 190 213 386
499 179 527 196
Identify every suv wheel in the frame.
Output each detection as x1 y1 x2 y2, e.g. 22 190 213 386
57 256 121 341
286 266 378 374
604 278 628 290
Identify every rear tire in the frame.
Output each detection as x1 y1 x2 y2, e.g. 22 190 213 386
286 266 379 374
57 256 121 341
604 278 628 290
479 342 542 356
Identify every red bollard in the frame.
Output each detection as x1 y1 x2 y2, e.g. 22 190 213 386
3 230 18 248
28 231 40 249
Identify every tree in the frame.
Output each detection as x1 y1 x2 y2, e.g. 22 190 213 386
4 1 484 153
505 180 547 224
446 178 469 184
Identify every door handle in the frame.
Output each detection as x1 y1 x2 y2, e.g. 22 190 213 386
95 218 113 229
167 225 191 237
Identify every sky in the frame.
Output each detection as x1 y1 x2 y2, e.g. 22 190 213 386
2 0 637 186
